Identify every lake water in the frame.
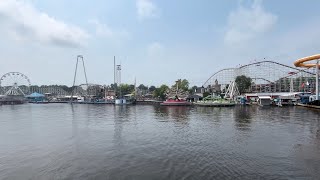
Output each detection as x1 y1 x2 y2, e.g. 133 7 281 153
0 104 319 179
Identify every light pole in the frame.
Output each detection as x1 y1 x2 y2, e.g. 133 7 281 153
316 60 319 100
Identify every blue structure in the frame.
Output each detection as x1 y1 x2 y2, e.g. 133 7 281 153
240 97 247 105
299 95 310 104
26 92 46 102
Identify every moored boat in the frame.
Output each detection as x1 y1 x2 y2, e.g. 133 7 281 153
194 95 235 107
194 100 235 107
160 98 192 106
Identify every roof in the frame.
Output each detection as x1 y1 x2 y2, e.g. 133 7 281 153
279 95 295 99
245 92 304 97
27 92 45 97
124 94 134 97
258 96 271 99
187 94 202 98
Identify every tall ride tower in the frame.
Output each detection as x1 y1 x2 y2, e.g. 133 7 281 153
70 55 89 102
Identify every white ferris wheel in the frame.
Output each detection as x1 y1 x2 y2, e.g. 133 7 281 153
0 72 31 96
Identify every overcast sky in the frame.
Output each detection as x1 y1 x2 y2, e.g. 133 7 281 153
0 0 319 86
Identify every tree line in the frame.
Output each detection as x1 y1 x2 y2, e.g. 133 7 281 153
24 75 257 99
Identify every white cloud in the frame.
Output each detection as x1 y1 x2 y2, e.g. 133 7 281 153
89 19 114 38
89 19 129 40
0 0 89 48
136 0 159 20
224 0 277 45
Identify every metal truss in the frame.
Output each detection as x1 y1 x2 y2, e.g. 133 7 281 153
203 60 316 93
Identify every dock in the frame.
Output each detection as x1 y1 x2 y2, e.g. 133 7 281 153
296 103 320 109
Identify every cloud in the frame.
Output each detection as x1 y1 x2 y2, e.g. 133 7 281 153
89 19 114 38
89 19 129 40
136 0 159 20
224 0 277 45
0 0 89 48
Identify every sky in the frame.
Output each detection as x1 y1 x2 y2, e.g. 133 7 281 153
0 0 320 87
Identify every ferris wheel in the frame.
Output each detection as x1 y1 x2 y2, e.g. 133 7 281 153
0 72 31 96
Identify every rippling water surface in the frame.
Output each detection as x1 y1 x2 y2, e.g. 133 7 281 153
0 104 319 179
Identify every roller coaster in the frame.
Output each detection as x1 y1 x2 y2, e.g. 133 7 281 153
203 60 316 93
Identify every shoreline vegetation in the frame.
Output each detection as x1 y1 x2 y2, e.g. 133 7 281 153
23 79 198 101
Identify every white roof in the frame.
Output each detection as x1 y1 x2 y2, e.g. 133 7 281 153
279 95 295 99
246 92 304 97
63 96 80 98
258 96 271 99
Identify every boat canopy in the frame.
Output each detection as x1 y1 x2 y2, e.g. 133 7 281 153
26 92 45 98
258 96 271 100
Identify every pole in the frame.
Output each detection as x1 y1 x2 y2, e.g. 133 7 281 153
114 56 116 86
72 57 79 88
176 80 179 96
118 65 121 98
70 56 79 103
290 78 293 93
80 56 89 97
114 56 116 98
80 56 88 87
134 77 137 99
316 60 319 100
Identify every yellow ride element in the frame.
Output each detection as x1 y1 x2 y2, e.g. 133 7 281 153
294 54 320 101
294 54 320 68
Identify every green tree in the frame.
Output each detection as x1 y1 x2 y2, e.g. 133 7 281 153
235 75 252 94
119 84 135 95
203 92 210 98
149 85 156 92
172 79 189 91
181 79 189 91
110 83 118 90
138 84 148 91
153 84 169 100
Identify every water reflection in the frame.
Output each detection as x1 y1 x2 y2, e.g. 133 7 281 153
113 105 129 148
234 106 252 130
1 104 320 179
154 106 191 125
114 105 131 120
195 107 230 124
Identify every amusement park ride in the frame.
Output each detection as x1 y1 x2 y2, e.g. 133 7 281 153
201 55 319 107
0 54 319 107
294 54 320 104
70 55 89 103
0 72 31 104
294 54 319 98
203 60 317 94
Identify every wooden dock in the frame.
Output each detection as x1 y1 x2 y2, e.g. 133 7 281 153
296 103 320 109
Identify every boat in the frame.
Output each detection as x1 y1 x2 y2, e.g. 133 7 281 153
295 94 320 109
0 95 27 105
115 98 136 105
194 100 235 107
296 101 320 109
194 95 235 107
160 98 192 106
257 96 272 106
